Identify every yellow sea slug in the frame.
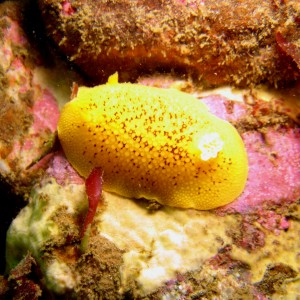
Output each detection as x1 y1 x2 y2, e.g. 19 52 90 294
58 74 248 210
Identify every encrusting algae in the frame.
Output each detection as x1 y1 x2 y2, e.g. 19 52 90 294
58 73 248 210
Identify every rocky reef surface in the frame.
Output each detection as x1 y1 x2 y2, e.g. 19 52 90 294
0 1 299 299
38 0 300 87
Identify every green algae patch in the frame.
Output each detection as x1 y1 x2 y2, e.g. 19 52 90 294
6 179 86 293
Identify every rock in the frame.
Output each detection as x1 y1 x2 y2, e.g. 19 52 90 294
38 0 300 87
5 77 300 298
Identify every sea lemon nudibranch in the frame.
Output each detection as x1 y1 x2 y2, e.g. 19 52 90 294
58 73 248 210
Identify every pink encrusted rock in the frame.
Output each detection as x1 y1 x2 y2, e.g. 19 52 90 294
199 93 300 238
230 128 300 213
0 2 60 194
2 2 298 298
46 151 84 186
199 95 300 214
201 95 248 122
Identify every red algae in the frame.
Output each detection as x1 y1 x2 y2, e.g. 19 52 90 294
61 1 76 16
81 167 104 237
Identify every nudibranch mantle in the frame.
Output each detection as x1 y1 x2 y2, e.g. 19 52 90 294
58 73 248 210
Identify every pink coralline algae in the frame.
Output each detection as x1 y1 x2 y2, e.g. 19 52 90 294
225 128 300 214
3 18 27 47
0 2 60 191
46 152 84 186
31 90 60 133
200 94 300 238
201 96 248 122
7 88 60 164
256 210 290 234
201 96 300 215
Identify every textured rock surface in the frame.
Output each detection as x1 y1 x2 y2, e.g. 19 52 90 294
5 82 300 299
38 0 300 87
0 1 60 195
0 1 80 294
1 1 299 299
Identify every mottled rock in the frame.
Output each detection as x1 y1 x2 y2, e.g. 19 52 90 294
38 0 300 87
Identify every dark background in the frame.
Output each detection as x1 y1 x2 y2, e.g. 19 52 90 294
0 181 24 273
